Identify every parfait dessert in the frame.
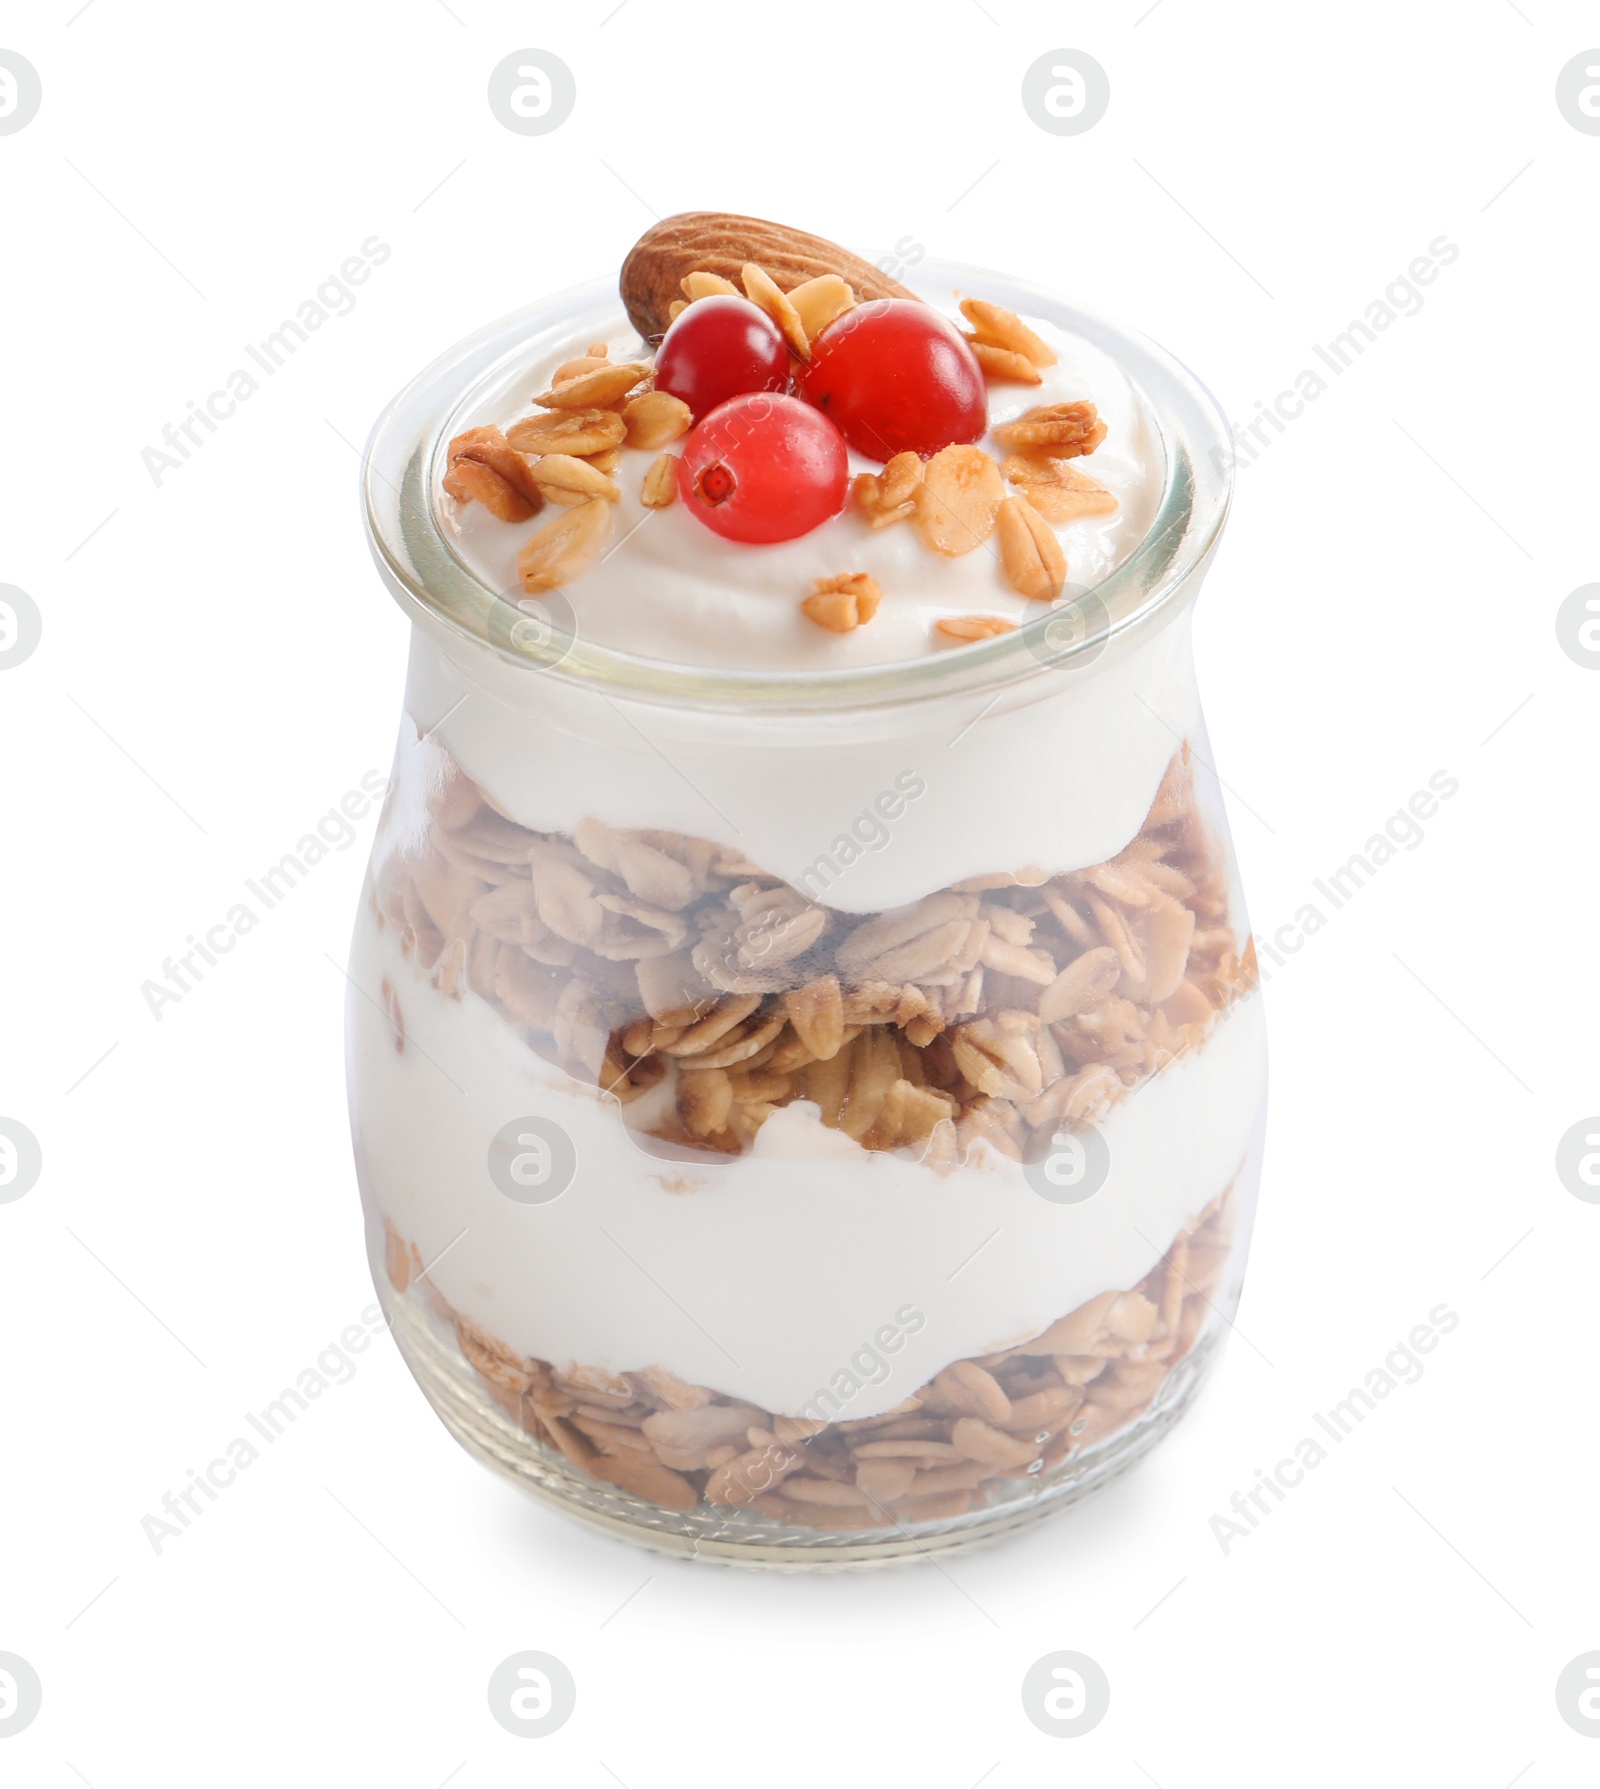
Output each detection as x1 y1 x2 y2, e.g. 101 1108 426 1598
348 212 1264 1563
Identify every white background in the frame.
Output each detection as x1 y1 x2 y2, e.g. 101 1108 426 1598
3 2 1597 1782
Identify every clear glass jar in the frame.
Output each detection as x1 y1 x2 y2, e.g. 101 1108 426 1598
346 266 1265 1565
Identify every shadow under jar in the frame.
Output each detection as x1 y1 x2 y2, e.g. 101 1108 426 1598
346 268 1265 1566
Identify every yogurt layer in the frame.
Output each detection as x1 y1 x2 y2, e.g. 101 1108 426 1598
402 608 1207 917
440 300 1162 670
350 916 1265 1421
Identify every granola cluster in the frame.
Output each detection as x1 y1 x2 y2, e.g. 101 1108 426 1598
383 1187 1235 1527
373 746 1256 1164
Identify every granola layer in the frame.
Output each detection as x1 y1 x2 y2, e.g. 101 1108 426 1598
382 1188 1235 1529
371 744 1257 1166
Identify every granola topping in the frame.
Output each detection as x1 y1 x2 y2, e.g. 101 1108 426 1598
437 234 1159 668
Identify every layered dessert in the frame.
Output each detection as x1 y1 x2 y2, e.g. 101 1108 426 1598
349 213 1263 1549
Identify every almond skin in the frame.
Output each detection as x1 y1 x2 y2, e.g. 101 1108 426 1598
621 212 919 340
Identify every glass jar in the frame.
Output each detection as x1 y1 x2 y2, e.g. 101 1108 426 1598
346 266 1264 1565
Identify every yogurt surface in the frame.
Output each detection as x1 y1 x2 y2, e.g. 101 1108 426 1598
440 301 1162 670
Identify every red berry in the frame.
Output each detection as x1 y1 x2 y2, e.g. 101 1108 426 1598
677 394 848 544
797 299 987 462
654 295 790 420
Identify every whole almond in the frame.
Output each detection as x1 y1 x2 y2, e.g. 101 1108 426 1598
620 211 919 339
914 445 1005 556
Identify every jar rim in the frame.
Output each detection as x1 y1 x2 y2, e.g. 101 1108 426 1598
361 260 1234 715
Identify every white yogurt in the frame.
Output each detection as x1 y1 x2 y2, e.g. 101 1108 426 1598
349 917 1265 1420
402 601 1206 916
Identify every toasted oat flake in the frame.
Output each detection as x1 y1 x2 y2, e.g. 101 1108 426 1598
936 615 1016 642
1002 454 1119 524
959 297 1058 368
935 1360 1013 1423
641 453 680 508
516 497 612 593
949 1416 1038 1468
803 573 882 634
527 453 621 503
444 426 544 522
589 1450 700 1511
873 1078 957 1148
967 341 1044 385
552 354 609 385
914 445 1005 556
852 451 923 530
442 456 533 523
623 390 693 451
1038 945 1122 1024
740 262 810 359
996 496 1067 601
993 400 1107 459
785 976 845 1059
679 1067 734 1137
534 361 652 410
785 274 856 339
507 408 627 458
680 270 741 302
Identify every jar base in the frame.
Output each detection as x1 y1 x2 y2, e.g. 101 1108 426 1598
380 1280 1225 1570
